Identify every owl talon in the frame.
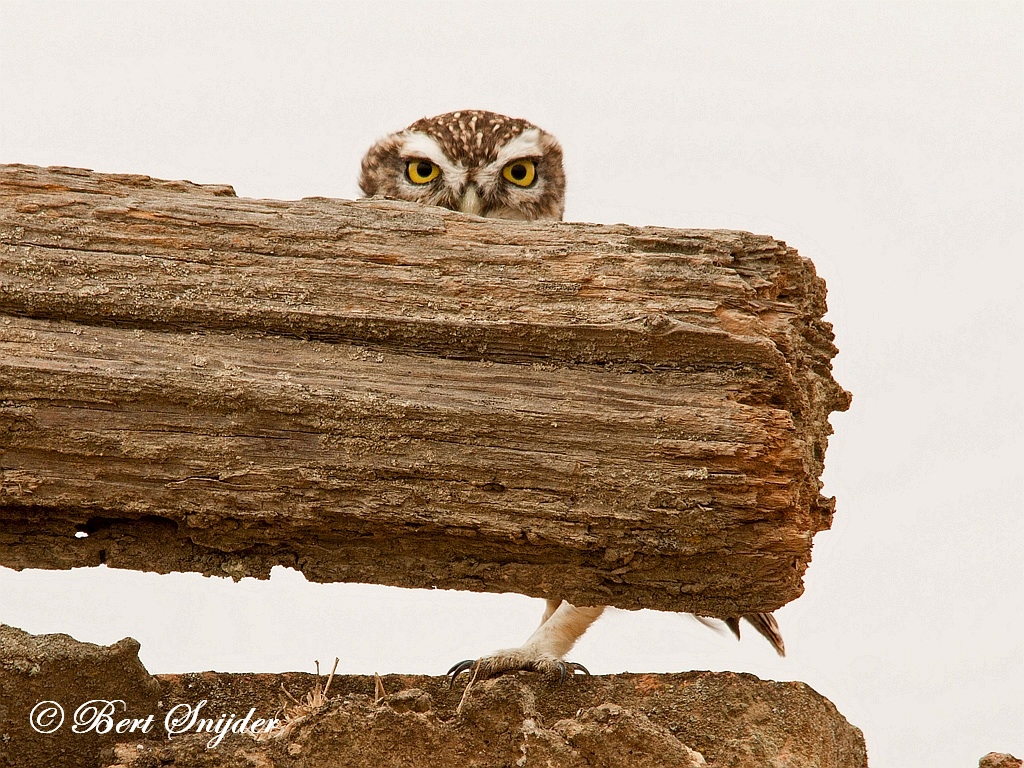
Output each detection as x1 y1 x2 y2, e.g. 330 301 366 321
557 661 590 683
447 659 478 686
447 652 589 686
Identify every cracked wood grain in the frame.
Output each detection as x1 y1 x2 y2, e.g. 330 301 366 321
0 164 850 616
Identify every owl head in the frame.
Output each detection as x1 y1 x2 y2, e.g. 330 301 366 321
359 110 565 221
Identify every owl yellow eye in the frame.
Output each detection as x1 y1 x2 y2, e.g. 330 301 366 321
406 159 440 184
502 159 536 187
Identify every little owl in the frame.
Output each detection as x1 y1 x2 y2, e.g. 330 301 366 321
359 110 784 682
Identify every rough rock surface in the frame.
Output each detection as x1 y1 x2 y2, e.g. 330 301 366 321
148 671 868 768
0 625 869 768
107 671 868 768
0 624 162 768
980 754 1023 768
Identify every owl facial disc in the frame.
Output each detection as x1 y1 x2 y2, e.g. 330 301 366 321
359 110 566 221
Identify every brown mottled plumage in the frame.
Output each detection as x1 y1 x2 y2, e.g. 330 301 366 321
359 110 565 221
359 111 784 682
406 111 535 166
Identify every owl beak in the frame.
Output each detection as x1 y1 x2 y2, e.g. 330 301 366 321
457 184 484 216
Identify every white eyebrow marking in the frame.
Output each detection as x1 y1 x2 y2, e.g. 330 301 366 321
494 128 542 165
399 132 467 187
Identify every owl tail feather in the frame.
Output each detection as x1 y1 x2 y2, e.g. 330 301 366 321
724 613 786 657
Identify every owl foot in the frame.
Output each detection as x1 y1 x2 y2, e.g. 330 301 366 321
447 652 590 686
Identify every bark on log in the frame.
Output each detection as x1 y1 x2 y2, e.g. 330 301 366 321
0 164 850 617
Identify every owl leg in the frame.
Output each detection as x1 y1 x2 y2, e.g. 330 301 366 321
448 600 605 684
538 597 561 624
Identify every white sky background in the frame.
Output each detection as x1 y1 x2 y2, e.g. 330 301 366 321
0 2 1021 765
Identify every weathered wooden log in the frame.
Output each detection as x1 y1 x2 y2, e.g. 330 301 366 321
0 164 849 617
